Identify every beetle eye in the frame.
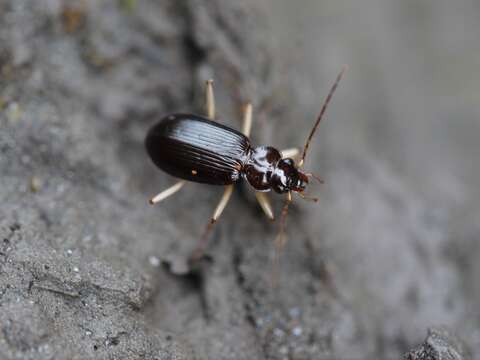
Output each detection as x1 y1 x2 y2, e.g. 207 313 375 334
290 175 301 188
297 178 306 190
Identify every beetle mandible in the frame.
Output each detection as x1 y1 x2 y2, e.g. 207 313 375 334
145 66 347 260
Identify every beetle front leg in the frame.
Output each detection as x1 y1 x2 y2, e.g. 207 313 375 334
190 184 234 261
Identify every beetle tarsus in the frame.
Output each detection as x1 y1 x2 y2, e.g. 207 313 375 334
190 218 217 263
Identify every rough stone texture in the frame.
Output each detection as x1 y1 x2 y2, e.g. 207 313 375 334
0 1 271 359
1 0 479 359
404 327 471 360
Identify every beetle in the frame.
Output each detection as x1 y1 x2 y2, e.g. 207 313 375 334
145 66 347 260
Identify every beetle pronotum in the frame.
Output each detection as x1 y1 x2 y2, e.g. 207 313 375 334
145 67 347 261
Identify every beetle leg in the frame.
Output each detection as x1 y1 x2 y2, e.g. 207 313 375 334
212 184 235 221
149 180 186 204
191 184 234 261
241 102 253 137
255 192 275 220
305 172 325 184
297 191 319 202
206 79 215 120
241 103 275 220
271 191 293 286
280 147 300 160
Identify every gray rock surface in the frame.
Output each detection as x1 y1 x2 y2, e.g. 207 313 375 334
404 327 470 360
1 0 479 359
0 1 271 359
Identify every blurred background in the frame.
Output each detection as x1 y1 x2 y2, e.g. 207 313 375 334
266 0 480 354
0 0 478 359
267 0 480 198
264 0 480 357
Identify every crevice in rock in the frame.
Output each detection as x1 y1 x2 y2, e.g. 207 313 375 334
182 269 211 323
231 244 266 356
175 1 208 107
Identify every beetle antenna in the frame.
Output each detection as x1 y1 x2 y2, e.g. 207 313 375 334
299 65 348 167
305 172 325 184
271 191 292 287
297 192 319 202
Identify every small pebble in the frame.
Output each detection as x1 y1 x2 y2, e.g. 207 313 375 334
22 155 31 164
292 326 303 336
255 317 265 328
289 307 300 318
38 344 50 353
73 266 79 273
148 255 160 267
30 176 41 192
6 102 22 122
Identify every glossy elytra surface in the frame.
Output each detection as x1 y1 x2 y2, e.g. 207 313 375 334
146 114 249 185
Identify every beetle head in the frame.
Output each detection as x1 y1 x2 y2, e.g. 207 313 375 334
271 158 308 194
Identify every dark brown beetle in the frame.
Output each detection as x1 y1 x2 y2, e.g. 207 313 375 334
145 67 347 260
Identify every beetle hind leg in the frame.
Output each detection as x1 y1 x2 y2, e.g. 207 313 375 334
206 79 215 120
190 184 234 261
150 80 217 206
149 180 186 205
